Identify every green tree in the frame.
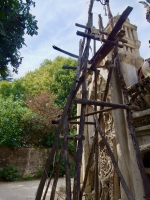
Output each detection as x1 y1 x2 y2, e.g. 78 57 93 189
19 56 77 107
0 96 46 147
0 79 25 100
0 0 38 78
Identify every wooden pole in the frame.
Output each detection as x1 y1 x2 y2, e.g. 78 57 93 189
64 118 71 200
80 139 95 198
50 149 63 200
52 45 79 59
74 98 139 110
73 1 94 199
35 74 84 200
68 107 117 120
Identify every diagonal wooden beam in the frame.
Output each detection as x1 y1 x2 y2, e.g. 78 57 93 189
89 6 133 70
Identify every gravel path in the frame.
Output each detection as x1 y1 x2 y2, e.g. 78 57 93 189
0 178 67 200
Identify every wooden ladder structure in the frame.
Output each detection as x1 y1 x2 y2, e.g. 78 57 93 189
35 1 150 199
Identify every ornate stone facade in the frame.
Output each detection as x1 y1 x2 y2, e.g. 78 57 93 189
81 15 150 200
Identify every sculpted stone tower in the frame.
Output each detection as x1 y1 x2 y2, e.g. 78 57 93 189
80 15 150 200
104 15 144 86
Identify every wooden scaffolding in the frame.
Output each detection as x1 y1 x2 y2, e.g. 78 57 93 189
35 0 150 199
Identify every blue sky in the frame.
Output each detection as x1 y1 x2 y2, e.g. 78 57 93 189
14 0 150 78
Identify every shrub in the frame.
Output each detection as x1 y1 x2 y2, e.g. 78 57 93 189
2 165 19 181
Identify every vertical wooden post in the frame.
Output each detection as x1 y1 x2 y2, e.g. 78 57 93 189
64 117 71 200
50 149 63 200
73 1 94 200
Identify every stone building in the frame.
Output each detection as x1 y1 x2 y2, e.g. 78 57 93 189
79 16 150 200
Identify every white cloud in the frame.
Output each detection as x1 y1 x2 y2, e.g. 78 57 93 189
14 0 150 78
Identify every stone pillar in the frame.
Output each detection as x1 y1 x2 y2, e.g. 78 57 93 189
124 26 129 38
132 29 138 40
111 66 132 200
128 28 133 39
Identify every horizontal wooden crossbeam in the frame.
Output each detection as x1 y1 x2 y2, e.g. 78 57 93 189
76 31 123 48
74 98 140 111
52 45 79 59
52 120 95 125
75 23 108 35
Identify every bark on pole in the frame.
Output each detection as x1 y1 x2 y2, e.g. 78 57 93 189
64 118 71 200
73 1 94 200
35 74 84 200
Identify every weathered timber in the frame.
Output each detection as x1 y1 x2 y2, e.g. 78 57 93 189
60 135 85 141
52 120 95 125
89 6 133 70
76 39 82 81
64 118 71 200
68 107 116 121
50 149 63 200
62 66 77 70
42 156 57 200
94 68 99 200
76 31 123 48
35 74 84 200
116 54 150 198
93 110 135 200
80 138 95 198
74 98 140 111
73 1 93 199
75 23 108 35
52 45 79 59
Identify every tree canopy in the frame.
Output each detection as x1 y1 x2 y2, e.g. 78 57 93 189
0 56 77 108
0 56 77 148
0 0 38 78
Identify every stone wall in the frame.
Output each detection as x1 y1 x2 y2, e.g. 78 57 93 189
0 147 50 177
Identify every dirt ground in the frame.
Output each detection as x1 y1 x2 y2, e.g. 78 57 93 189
0 178 67 200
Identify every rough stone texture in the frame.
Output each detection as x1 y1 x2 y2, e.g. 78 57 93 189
0 147 50 177
80 15 150 200
127 77 150 111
